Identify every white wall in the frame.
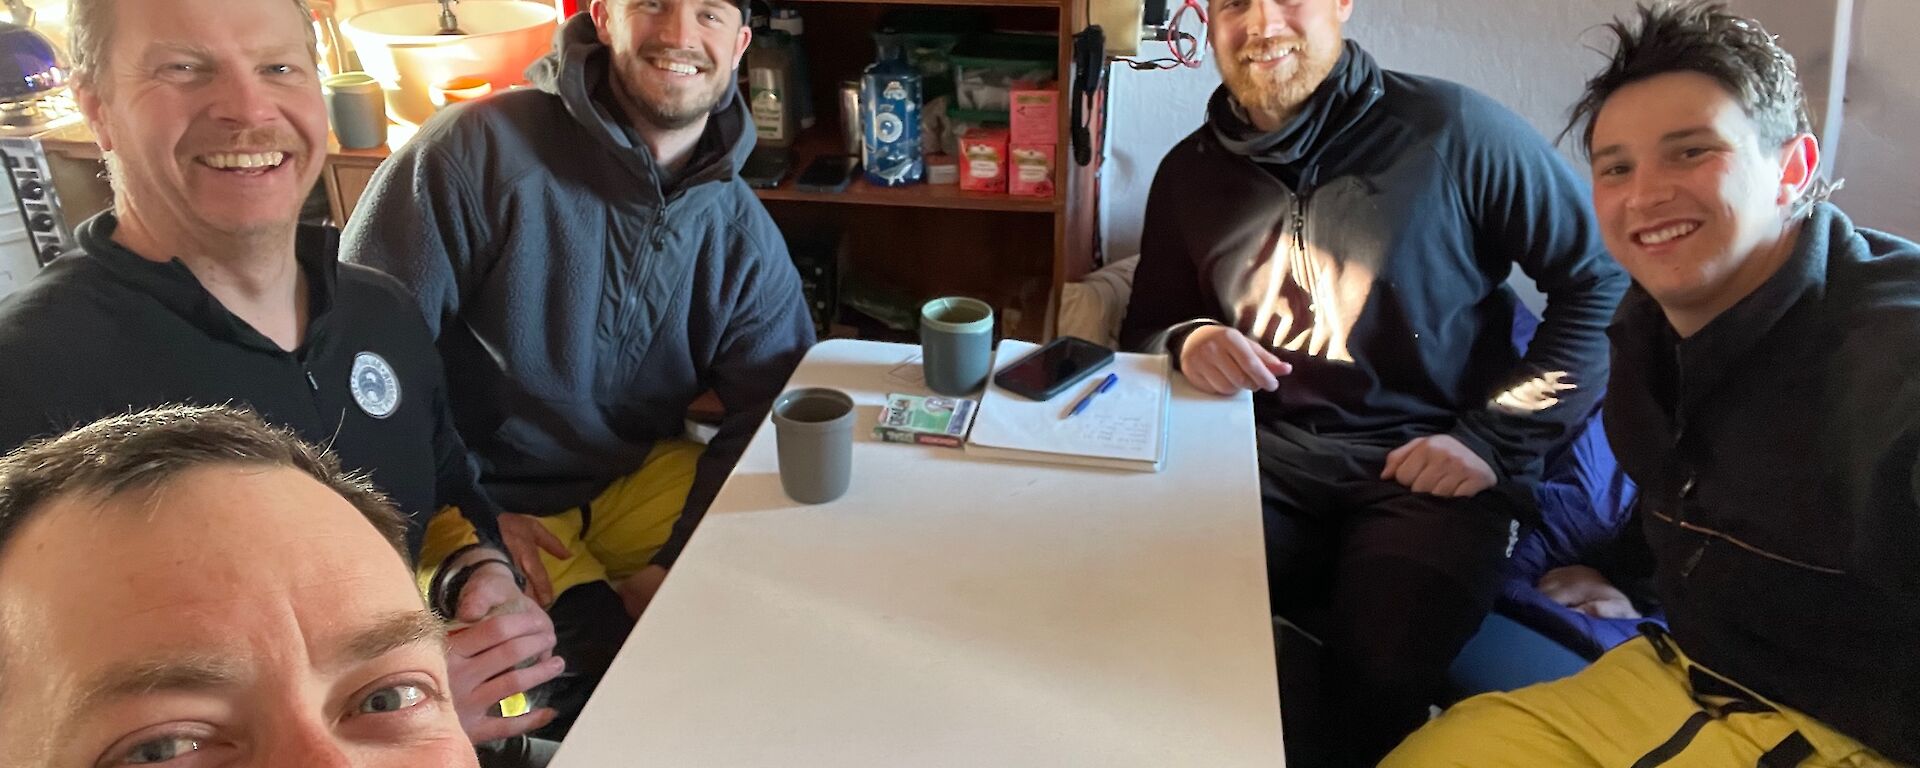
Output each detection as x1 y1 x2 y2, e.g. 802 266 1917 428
1827 0 1919 238
1099 0 1918 260
1100 0 1647 265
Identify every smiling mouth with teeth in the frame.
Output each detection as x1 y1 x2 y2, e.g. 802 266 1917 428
199 151 288 174
1242 43 1297 64
1634 221 1701 246
651 59 701 76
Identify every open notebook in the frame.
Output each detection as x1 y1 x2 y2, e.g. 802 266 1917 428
964 340 1172 472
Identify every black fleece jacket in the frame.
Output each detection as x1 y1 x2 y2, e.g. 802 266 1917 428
0 214 503 556
1122 43 1627 484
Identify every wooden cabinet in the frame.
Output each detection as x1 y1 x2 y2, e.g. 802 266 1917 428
759 0 1100 341
323 153 388 225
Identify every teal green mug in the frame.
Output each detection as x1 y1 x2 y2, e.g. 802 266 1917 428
919 297 994 396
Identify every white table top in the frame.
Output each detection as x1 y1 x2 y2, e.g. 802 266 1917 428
551 339 1283 767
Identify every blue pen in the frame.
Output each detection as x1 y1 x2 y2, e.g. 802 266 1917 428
1066 373 1120 418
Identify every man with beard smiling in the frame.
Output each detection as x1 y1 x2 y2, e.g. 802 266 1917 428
343 0 813 733
1119 0 1626 763
0 0 564 763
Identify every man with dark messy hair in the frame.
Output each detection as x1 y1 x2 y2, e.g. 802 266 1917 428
1561 0 1837 215
1385 4 1920 765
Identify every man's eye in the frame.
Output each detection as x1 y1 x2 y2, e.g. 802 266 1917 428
117 735 200 764
263 64 295 76
358 683 429 715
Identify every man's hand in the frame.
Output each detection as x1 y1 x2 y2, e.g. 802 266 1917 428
616 564 669 619
1537 565 1642 620
448 560 565 743
1381 434 1497 497
498 513 570 607
1178 325 1293 395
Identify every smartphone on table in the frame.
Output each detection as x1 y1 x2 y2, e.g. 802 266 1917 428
993 335 1116 401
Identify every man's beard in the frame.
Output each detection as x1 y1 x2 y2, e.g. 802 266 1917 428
1219 37 1339 125
613 47 731 131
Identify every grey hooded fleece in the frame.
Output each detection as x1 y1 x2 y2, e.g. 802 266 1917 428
342 13 815 568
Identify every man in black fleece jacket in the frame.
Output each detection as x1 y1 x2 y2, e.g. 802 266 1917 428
1119 0 1626 761
1390 4 1919 765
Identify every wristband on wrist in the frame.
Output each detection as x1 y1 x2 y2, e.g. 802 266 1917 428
428 544 526 619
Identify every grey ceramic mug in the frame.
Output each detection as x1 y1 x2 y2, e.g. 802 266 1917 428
324 72 387 150
919 297 994 396
772 387 856 504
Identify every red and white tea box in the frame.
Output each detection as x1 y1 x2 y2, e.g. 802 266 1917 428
1009 86 1058 145
959 128 1009 193
1008 142 1055 198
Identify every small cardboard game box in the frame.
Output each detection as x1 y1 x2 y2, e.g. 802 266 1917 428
874 393 979 448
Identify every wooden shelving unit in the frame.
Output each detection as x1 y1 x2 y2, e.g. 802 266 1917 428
756 0 1100 342
30 0 1104 342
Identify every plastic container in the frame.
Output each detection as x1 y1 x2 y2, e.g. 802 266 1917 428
950 32 1058 121
839 79 863 156
747 30 801 148
769 8 815 129
926 153 959 185
872 6 986 105
861 46 924 187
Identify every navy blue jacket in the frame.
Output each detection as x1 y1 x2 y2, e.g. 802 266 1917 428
1121 43 1627 484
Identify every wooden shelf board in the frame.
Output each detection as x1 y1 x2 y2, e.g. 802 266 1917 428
754 124 1060 213
756 179 1057 212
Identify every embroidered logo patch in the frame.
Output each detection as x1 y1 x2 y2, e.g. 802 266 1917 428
350 352 401 419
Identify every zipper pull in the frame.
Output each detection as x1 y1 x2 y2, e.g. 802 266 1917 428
1680 541 1708 579
1292 194 1307 250
305 370 319 392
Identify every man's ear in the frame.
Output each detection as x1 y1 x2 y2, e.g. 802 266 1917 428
1776 132 1819 208
731 23 751 70
590 0 615 46
74 82 114 152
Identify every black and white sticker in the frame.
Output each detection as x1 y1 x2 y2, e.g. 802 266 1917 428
350 352 401 419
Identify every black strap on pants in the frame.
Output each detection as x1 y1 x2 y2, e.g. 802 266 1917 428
1633 624 1817 768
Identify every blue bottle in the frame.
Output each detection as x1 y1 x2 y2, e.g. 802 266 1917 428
862 46 923 187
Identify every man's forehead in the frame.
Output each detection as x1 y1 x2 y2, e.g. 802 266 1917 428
106 0 311 54
1 537 439 720
1594 83 1745 149
1600 74 1740 125
0 469 426 663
